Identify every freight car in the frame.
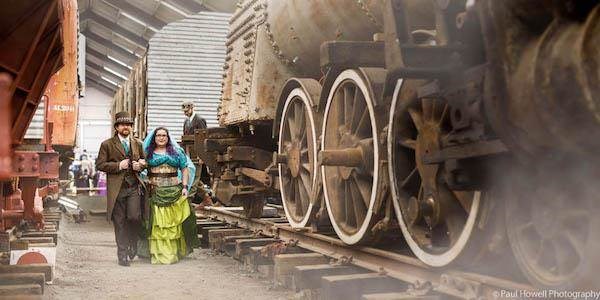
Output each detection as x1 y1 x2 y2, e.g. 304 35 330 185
0 0 77 235
193 0 599 289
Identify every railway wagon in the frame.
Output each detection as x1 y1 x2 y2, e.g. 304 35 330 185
0 0 77 233
193 0 600 289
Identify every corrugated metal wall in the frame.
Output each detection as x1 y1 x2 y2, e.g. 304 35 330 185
24 102 44 140
146 11 230 139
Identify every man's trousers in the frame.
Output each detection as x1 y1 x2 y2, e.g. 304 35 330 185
112 183 141 260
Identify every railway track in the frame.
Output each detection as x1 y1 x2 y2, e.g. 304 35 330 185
198 206 533 300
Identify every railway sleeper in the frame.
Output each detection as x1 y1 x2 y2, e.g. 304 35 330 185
361 293 441 300
320 273 408 300
292 264 364 292
199 226 231 248
273 253 329 288
0 273 46 294
234 238 278 260
221 235 263 257
244 245 307 273
206 228 249 251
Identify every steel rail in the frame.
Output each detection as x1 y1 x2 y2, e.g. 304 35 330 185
200 207 534 299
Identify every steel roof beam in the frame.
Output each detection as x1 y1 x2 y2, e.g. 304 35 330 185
80 10 148 47
83 30 139 65
164 0 206 13
86 46 131 76
86 63 125 85
86 72 119 90
86 77 118 94
102 0 167 31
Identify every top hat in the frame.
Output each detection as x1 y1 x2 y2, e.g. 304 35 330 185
114 111 134 125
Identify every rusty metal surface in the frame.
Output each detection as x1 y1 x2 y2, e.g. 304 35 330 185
41 0 78 147
201 206 534 299
0 0 65 145
11 152 41 178
219 0 385 126
1 0 73 231
0 73 13 179
478 0 600 160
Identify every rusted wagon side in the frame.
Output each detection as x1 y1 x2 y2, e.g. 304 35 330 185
0 0 76 233
42 0 80 148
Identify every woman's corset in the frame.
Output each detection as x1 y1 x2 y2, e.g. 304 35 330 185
148 164 181 187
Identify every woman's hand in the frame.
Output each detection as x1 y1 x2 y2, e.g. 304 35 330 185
182 187 188 197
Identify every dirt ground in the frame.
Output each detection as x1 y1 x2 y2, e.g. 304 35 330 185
45 214 295 299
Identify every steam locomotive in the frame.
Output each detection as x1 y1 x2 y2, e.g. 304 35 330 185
188 0 599 289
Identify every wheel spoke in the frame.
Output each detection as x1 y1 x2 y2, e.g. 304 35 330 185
437 103 449 126
294 178 302 214
335 89 345 127
422 98 434 121
552 238 575 276
352 172 371 207
562 232 585 260
351 90 365 133
452 191 473 213
408 108 424 131
299 169 312 198
344 85 353 128
397 137 417 150
344 180 356 227
298 174 310 213
400 167 418 188
350 180 367 226
355 109 371 138
288 110 298 139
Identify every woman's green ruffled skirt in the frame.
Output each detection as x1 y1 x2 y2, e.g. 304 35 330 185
146 185 199 264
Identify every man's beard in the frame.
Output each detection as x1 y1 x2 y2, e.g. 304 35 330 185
118 130 130 137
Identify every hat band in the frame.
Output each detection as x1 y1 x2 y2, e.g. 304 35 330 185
115 117 134 124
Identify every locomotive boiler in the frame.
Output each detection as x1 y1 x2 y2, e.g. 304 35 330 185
192 0 600 289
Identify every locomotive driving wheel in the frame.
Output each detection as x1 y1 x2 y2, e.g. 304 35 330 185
388 79 486 267
321 69 386 245
278 83 320 228
506 167 600 289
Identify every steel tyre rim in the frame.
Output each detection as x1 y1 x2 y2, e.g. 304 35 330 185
388 79 481 267
321 69 379 245
278 87 318 227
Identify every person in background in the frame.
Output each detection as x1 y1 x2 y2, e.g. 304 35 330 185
181 100 212 187
80 153 95 189
181 101 207 135
96 111 146 267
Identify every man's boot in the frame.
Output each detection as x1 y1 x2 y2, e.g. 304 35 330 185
118 255 130 266
128 245 137 260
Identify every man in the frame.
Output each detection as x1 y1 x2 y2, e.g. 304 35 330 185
96 111 146 266
181 100 211 185
182 100 207 135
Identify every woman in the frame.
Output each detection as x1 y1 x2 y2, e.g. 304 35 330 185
143 127 198 264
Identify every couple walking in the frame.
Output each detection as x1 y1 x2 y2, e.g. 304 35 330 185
96 111 198 266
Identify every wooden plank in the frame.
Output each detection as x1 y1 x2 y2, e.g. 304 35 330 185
321 273 407 300
293 264 363 291
273 253 329 288
0 264 52 281
0 284 42 296
0 273 45 293
234 238 278 260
